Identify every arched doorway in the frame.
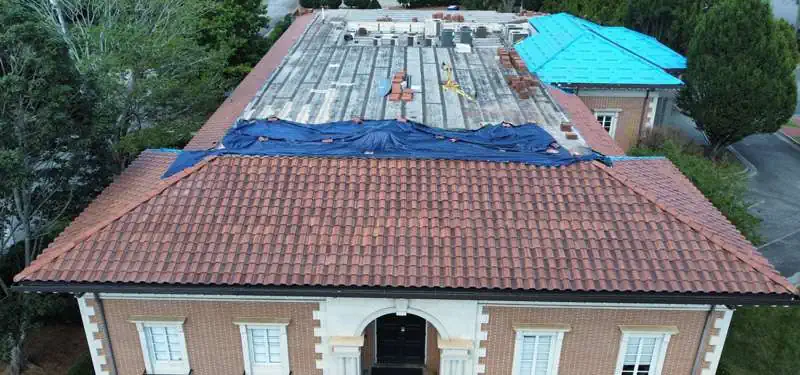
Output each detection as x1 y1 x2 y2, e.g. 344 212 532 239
361 313 439 375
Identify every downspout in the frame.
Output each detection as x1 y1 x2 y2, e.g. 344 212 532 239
94 293 120 375
691 305 716 375
636 89 651 146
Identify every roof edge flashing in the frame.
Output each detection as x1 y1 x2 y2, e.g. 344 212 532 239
12 282 799 306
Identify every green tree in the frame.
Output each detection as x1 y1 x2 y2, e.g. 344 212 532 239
0 1 94 373
300 0 320 8
678 0 798 157
624 0 718 55
199 0 271 83
323 0 342 8
29 0 229 170
344 0 369 8
540 0 627 25
461 0 513 12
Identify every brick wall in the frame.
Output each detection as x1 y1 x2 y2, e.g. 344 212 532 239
578 95 647 151
101 299 320 375
481 306 717 375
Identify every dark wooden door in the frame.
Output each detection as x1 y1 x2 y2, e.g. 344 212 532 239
376 314 426 365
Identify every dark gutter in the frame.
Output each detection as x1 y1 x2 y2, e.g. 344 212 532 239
12 282 798 306
94 294 119 375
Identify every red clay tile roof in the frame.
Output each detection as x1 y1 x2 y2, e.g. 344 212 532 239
184 14 315 151
15 152 795 297
547 86 625 156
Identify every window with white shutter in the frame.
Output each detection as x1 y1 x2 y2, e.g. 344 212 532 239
131 318 191 375
614 326 678 375
236 322 290 375
511 325 569 375
593 110 620 137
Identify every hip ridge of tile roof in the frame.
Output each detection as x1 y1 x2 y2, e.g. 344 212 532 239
597 162 797 295
13 156 219 282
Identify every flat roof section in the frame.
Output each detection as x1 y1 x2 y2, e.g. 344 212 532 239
241 11 588 151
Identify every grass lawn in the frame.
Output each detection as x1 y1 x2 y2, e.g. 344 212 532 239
0 323 87 375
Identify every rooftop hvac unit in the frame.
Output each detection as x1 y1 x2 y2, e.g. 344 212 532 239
475 26 488 38
424 19 441 37
440 29 455 48
460 29 472 45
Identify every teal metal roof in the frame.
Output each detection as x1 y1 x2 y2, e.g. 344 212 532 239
594 27 686 70
515 13 685 87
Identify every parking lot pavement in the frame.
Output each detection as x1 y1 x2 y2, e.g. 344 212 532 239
731 133 800 284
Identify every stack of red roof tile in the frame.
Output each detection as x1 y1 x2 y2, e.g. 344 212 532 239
14 151 796 298
505 75 539 99
389 71 413 102
498 48 526 71
442 14 464 22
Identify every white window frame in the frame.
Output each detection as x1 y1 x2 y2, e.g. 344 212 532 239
511 324 570 375
235 321 290 375
594 109 620 138
613 326 678 375
131 317 191 375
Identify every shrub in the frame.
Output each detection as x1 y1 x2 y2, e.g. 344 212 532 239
299 0 320 8
67 353 94 375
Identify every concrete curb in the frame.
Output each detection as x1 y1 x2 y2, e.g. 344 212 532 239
727 145 758 178
777 129 800 151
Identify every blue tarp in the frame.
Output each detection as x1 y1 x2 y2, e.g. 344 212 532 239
162 119 611 178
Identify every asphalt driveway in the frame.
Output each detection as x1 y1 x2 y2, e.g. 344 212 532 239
731 133 800 284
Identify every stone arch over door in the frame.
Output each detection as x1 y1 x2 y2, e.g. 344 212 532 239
354 305 451 340
323 298 478 340
323 298 479 375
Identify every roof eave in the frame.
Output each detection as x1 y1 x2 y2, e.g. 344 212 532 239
13 282 799 306
551 82 683 90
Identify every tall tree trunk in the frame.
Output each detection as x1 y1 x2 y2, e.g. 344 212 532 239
5 317 27 375
49 0 68 37
12 188 33 266
6 340 23 375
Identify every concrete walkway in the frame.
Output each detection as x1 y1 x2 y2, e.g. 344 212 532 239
731 133 800 284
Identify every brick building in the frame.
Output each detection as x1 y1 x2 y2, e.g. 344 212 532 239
15 10 796 375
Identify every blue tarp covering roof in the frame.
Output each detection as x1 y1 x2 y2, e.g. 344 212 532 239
515 13 685 87
162 119 611 178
